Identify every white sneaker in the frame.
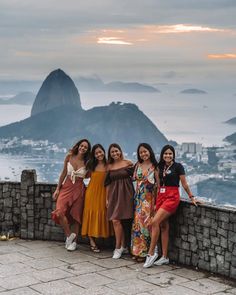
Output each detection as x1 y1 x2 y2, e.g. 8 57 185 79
121 246 129 254
67 241 77 251
154 256 169 266
112 248 123 259
143 253 158 268
65 233 76 249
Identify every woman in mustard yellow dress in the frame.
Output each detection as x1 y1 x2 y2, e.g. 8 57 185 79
81 144 112 252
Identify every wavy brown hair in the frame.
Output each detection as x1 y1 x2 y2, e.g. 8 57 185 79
108 143 124 164
70 139 91 164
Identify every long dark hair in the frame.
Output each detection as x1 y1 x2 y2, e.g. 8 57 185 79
158 144 175 169
87 144 106 171
108 143 124 164
137 143 158 169
70 139 91 164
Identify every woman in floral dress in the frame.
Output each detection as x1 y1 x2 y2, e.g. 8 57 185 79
131 143 159 261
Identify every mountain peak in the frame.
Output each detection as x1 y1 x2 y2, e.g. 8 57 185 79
31 69 82 116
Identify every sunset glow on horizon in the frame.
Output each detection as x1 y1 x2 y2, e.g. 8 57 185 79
152 24 225 34
97 37 132 45
1 0 236 81
208 53 236 59
92 24 226 47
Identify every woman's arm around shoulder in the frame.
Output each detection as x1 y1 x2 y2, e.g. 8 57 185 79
154 168 160 190
125 159 134 167
52 154 70 201
104 166 111 208
132 162 139 180
106 164 112 171
124 159 134 177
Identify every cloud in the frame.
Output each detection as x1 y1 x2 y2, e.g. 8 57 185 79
15 51 39 57
80 24 227 47
97 37 132 45
147 24 225 34
0 0 236 81
208 53 236 59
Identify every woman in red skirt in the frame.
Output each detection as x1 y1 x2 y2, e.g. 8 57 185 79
52 139 91 251
144 144 198 268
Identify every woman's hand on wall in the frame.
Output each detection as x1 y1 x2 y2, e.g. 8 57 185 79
189 195 203 207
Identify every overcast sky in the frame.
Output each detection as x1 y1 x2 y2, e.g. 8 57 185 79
1 0 236 84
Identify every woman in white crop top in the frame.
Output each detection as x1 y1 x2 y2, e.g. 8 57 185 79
52 139 91 251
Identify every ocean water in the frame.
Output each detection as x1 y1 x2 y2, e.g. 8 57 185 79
0 105 31 126
0 154 64 183
79 90 236 146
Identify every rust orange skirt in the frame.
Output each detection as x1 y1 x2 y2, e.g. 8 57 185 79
52 176 85 225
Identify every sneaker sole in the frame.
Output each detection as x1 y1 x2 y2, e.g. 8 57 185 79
154 261 169 266
67 246 77 252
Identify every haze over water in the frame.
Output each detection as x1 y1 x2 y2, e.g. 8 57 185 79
1 88 234 147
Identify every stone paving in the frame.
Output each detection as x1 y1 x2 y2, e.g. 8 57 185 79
0 239 235 295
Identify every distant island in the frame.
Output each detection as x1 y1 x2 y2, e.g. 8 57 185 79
225 117 236 125
75 77 160 92
224 116 236 145
197 178 236 206
180 88 207 94
105 81 159 92
0 92 35 105
0 76 160 97
0 69 167 154
224 132 236 145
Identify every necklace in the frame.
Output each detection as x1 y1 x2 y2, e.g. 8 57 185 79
163 162 173 177
161 162 174 187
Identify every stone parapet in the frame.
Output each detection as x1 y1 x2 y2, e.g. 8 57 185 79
0 170 236 279
0 181 20 235
169 201 236 279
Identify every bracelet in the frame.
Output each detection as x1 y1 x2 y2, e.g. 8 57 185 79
189 195 194 199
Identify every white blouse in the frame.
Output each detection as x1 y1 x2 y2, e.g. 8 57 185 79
67 162 87 184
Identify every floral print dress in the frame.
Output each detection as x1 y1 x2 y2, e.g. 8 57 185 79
131 164 156 257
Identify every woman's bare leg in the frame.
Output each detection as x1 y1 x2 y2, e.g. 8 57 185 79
57 214 71 237
160 219 170 257
89 236 96 247
72 222 80 238
112 219 124 249
148 208 171 255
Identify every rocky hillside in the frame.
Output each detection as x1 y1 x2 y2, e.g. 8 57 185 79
31 69 82 116
224 116 236 144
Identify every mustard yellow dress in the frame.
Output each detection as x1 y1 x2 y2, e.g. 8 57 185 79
81 171 112 238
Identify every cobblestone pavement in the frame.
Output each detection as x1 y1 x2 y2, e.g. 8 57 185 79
0 239 235 294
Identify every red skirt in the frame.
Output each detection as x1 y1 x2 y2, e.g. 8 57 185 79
52 176 85 225
156 186 180 214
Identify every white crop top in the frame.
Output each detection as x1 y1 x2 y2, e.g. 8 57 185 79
67 162 87 184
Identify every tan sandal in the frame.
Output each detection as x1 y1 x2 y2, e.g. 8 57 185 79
90 244 100 253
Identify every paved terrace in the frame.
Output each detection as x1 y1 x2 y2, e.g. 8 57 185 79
0 240 236 295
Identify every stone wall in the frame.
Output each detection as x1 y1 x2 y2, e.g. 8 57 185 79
0 169 236 279
0 170 63 241
0 181 20 235
169 202 236 279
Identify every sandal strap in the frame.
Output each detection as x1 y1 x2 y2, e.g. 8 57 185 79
90 245 100 252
